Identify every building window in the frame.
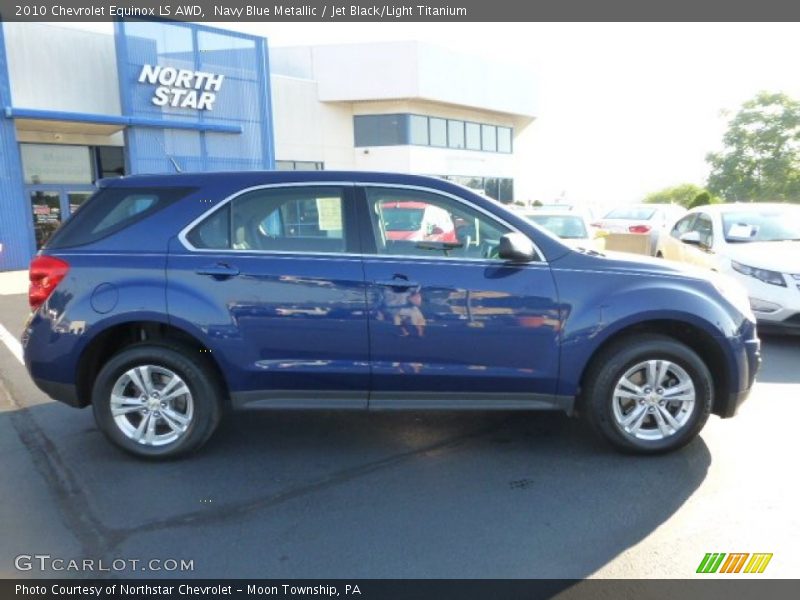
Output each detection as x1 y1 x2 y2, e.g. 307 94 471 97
429 118 447 148
353 114 513 154
448 120 465 149
97 147 125 179
481 125 497 152
465 122 482 150
275 160 324 171
497 127 513 154
440 175 514 203
354 114 407 147
409 115 429 145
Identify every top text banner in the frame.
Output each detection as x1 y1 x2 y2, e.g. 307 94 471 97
1 0 799 22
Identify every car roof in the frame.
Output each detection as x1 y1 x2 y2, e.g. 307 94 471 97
524 211 587 219
688 202 799 213
100 170 453 189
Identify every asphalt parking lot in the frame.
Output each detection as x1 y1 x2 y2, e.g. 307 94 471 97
1 292 798 579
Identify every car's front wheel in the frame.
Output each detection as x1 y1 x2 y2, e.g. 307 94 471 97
92 344 222 459
583 334 713 454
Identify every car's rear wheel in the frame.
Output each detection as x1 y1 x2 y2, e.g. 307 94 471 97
583 334 712 454
92 344 222 459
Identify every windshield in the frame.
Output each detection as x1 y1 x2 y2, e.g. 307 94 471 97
604 206 657 220
527 214 588 239
722 207 800 242
382 207 425 231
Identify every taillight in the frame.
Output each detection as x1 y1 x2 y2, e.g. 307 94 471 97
29 256 69 310
628 224 652 234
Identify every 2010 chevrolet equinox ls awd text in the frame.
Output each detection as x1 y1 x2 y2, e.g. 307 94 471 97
22 172 761 458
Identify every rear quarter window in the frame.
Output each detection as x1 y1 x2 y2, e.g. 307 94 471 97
46 187 194 249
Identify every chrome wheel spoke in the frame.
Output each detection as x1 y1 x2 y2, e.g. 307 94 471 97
129 366 155 396
646 360 659 387
662 382 695 401
159 373 182 398
145 412 157 445
621 405 647 433
655 360 670 387
614 390 644 401
161 408 189 432
160 382 190 403
132 413 150 442
618 376 644 395
657 405 681 433
111 394 144 416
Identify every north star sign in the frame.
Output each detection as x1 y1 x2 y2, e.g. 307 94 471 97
138 64 224 111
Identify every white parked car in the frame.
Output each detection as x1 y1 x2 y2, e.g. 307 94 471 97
523 210 606 252
657 203 800 334
596 203 687 256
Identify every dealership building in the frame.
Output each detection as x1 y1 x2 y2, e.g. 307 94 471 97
0 21 535 271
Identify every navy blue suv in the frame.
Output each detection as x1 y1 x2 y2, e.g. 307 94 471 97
22 172 761 458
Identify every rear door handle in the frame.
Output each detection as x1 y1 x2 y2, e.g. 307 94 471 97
196 263 240 279
374 279 419 289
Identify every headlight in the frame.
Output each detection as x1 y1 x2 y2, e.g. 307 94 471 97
709 273 754 321
730 261 787 287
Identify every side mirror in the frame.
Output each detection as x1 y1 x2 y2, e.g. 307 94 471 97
679 231 702 245
498 233 536 262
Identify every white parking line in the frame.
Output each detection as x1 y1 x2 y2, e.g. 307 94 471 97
0 323 24 366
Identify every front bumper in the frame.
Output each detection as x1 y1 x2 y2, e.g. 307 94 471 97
756 313 800 335
717 334 761 418
30 377 83 408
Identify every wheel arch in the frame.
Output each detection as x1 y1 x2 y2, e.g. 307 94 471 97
75 320 230 409
575 319 731 418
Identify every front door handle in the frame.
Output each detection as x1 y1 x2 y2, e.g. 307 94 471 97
374 278 419 289
196 263 240 279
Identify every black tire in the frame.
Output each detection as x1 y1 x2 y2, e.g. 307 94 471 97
582 334 712 454
92 343 223 459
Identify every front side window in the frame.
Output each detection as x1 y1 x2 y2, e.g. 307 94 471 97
691 214 714 248
671 214 696 238
187 186 348 254
366 187 512 260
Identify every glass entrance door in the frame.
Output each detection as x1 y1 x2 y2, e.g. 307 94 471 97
27 186 95 250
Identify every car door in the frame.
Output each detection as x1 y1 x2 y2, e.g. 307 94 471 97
358 184 562 408
167 184 370 408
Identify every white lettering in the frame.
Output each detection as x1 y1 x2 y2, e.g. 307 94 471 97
152 87 170 107
138 64 224 111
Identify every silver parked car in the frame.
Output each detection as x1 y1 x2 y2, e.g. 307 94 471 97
595 203 686 256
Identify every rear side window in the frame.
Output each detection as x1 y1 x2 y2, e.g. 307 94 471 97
46 187 194 249
186 186 349 254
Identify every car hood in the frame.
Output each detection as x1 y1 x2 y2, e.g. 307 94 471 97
722 241 800 273
578 249 716 282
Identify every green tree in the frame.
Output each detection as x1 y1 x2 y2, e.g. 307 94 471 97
688 191 721 210
644 183 707 208
706 91 800 203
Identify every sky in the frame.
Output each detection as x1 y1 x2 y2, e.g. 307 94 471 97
55 21 800 206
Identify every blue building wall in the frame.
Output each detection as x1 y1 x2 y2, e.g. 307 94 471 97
0 21 275 271
0 23 35 271
115 21 275 175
